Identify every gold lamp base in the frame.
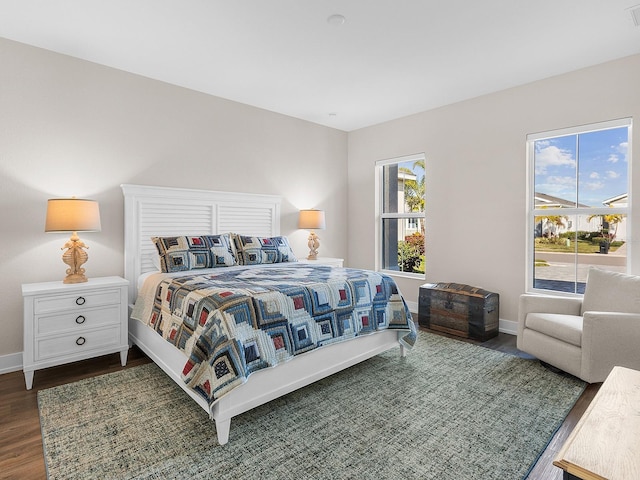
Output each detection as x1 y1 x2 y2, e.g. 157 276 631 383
61 232 89 284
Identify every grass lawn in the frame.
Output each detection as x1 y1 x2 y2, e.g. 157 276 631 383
535 240 622 254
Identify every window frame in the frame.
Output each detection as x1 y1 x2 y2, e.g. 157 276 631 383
375 153 426 279
525 118 632 295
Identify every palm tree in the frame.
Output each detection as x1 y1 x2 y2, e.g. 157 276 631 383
534 213 568 238
587 213 624 242
399 158 425 214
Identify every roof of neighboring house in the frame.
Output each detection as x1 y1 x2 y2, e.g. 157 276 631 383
534 192 590 209
602 193 628 206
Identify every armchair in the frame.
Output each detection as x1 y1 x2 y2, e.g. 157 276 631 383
518 268 640 383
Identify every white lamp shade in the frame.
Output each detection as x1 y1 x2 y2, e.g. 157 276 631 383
45 198 102 232
298 209 326 230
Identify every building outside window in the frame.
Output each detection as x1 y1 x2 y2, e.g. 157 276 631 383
527 118 631 294
375 153 425 276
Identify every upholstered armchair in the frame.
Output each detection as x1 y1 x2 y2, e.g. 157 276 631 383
518 268 640 383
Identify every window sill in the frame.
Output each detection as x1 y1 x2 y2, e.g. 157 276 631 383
379 269 425 280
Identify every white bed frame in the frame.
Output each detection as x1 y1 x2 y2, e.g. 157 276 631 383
122 184 406 445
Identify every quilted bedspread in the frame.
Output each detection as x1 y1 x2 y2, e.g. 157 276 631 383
131 264 416 405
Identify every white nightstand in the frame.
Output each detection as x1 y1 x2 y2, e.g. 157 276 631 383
298 257 344 268
22 276 129 390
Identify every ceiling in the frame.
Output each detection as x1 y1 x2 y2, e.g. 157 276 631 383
1 1 639 131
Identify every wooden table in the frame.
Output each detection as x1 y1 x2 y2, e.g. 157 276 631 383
553 366 640 480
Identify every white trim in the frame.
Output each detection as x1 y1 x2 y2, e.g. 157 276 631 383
525 119 633 293
374 162 382 272
527 117 632 141
375 152 426 167
499 319 517 336
379 212 425 219
0 352 23 375
374 153 426 274
404 300 418 314
381 269 425 281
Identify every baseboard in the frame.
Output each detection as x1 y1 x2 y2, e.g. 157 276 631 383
0 351 23 375
499 319 517 336
406 300 418 315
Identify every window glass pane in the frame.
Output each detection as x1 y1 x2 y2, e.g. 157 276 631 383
534 127 628 210
577 127 629 207
534 135 577 208
381 218 425 273
382 160 425 214
533 214 627 294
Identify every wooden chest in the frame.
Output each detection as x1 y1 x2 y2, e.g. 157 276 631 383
418 283 499 341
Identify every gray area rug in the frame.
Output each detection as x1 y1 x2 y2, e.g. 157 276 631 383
38 330 585 479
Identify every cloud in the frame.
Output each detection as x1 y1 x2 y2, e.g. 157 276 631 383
606 170 620 179
534 144 575 174
582 180 605 191
607 154 619 163
613 141 628 162
589 172 600 179
546 175 576 187
537 176 576 196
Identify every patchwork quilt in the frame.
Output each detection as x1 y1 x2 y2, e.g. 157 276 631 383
131 264 416 405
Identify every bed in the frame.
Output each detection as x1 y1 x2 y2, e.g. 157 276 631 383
122 184 416 445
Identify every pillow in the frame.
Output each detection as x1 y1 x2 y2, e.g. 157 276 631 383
232 235 298 265
152 234 237 273
581 267 640 315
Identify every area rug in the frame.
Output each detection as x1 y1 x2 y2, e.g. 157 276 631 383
38 330 585 480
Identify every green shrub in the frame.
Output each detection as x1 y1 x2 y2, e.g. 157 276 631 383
398 232 425 273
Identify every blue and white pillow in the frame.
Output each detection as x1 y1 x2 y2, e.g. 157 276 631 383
152 234 237 273
232 235 298 265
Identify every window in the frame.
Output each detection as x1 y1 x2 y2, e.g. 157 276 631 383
527 119 631 294
376 153 425 276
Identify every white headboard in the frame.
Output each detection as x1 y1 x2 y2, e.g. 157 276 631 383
121 184 282 304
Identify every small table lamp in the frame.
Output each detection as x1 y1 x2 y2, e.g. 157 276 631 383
298 209 326 260
45 198 101 284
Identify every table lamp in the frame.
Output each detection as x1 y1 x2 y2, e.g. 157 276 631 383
298 209 326 260
45 198 101 283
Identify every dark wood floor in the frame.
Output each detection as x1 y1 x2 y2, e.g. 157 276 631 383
0 347 152 480
0 328 599 480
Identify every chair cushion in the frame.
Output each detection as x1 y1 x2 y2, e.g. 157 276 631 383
525 313 583 347
582 268 640 315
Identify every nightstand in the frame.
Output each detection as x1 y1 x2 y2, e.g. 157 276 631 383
298 257 344 268
22 276 129 389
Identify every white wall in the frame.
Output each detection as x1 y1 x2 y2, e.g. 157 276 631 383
0 38 348 362
347 53 640 328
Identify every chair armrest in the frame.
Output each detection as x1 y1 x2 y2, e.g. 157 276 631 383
518 294 583 332
582 312 640 383
519 294 583 316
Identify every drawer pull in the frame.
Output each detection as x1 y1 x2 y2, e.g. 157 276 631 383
76 336 86 346
76 296 86 306
75 315 86 324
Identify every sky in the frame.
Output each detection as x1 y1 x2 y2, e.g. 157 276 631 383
534 126 629 207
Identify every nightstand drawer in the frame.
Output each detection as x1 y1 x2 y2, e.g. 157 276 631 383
34 289 122 314
36 305 121 335
35 326 121 361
